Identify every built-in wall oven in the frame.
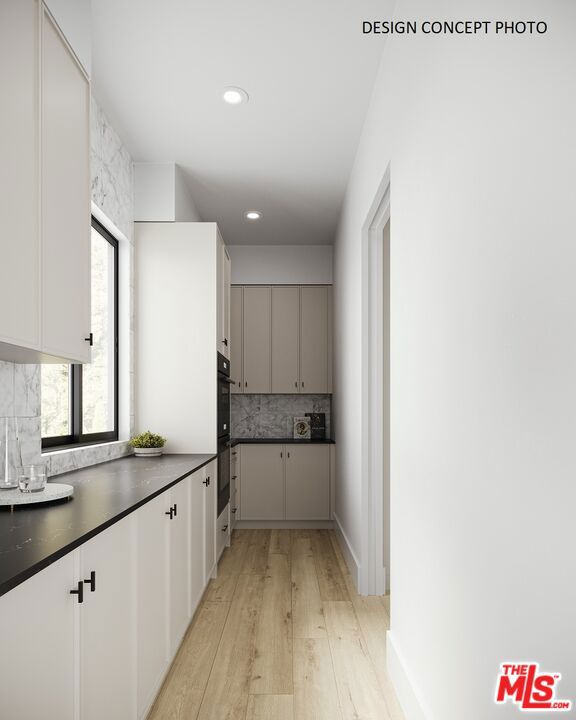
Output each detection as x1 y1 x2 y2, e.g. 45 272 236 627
217 352 232 517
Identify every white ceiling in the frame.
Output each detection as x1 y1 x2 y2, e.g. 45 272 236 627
91 1 390 245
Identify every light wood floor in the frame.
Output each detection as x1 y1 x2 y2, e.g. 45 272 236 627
148 529 405 720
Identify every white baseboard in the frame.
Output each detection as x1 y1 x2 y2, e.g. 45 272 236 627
332 512 360 589
235 520 334 530
386 631 430 720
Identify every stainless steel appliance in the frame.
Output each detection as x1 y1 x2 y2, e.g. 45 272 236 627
217 352 232 516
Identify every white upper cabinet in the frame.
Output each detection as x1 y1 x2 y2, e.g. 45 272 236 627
0 0 40 354
0 0 91 364
136 223 228 454
217 235 231 359
271 286 300 393
41 7 91 362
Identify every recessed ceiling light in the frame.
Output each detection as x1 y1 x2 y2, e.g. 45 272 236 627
222 87 249 105
244 210 262 221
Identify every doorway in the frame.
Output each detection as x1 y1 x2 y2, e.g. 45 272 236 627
360 169 390 596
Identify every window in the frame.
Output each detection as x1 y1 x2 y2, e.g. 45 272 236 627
42 218 119 448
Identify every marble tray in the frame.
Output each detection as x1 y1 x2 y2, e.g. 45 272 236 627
0 483 74 507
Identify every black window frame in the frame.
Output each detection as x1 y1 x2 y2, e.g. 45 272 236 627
42 217 119 450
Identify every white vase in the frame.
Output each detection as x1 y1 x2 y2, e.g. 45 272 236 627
133 447 164 457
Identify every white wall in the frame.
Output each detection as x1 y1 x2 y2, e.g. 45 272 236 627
134 162 201 222
229 245 332 284
334 0 576 718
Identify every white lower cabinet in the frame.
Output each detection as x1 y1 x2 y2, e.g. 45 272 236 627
169 478 191 654
137 492 170 718
0 553 76 720
189 468 206 613
239 443 331 521
80 516 136 720
0 515 136 720
203 459 217 584
216 503 231 560
0 462 217 720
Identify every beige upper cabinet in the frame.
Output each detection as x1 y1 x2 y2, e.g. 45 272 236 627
233 284 332 394
0 1 91 364
230 286 243 393
300 286 329 393
242 287 271 393
41 8 91 362
217 236 231 359
271 286 300 393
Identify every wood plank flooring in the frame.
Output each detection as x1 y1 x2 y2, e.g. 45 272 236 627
148 529 404 720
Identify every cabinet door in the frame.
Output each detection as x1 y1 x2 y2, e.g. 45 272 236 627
80 516 136 720
204 459 217 583
137 493 170 718
224 244 231 359
243 287 271 393
217 238 231 359
189 469 206 614
41 9 91 362
240 444 284 520
216 503 230 560
0 0 40 351
230 445 240 528
300 286 329 393
169 479 191 653
285 444 330 520
272 286 300 393
230 286 243 393
0 553 76 720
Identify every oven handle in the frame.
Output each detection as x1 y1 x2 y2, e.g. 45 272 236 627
221 377 235 385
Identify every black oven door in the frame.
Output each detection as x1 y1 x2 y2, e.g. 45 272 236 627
217 438 231 517
217 375 231 437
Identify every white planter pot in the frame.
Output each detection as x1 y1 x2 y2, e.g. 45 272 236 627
133 448 164 457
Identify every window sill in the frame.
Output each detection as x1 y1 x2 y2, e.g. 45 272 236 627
42 439 128 457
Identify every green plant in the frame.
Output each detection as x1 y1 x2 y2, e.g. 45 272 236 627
129 430 167 449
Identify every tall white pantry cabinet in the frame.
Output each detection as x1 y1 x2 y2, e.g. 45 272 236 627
0 0 91 364
135 222 231 454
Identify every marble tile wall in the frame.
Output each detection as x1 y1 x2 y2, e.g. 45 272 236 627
231 394 332 439
0 98 135 480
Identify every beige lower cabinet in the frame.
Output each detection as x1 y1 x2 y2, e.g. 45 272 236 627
240 443 285 519
285 444 330 520
239 443 330 521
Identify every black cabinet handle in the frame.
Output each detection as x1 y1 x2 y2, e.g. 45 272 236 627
84 570 96 592
294 381 298 388
231 508 237 514
222 338 228 346
172 503 177 517
165 507 174 519
231 475 237 480
84 332 93 346
222 525 228 532
203 477 210 486
287 451 290 458
70 581 84 604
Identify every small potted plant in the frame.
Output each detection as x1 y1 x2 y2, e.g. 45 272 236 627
129 430 167 457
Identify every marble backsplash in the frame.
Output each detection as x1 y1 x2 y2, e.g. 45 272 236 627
231 394 332 439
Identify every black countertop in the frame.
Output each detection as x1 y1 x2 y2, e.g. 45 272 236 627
0 453 215 598
232 437 335 446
